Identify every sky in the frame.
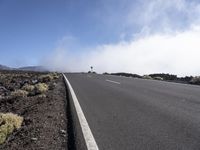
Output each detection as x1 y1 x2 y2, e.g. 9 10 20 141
1 0 200 76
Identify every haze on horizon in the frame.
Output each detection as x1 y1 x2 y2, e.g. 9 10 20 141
1 0 200 76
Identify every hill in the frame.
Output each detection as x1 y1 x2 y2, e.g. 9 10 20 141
0 64 11 70
18 66 48 72
0 64 48 72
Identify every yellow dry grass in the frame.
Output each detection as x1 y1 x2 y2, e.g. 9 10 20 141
0 113 23 144
11 90 28 98
35 83 48 94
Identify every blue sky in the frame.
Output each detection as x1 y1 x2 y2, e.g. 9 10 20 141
1 0 200 75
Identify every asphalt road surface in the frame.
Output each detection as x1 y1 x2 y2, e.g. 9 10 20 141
65 73 200 150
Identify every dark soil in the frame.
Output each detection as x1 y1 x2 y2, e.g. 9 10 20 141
0 70 67 150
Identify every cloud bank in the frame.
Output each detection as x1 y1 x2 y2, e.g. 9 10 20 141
42 0 200 76
127 0 200 33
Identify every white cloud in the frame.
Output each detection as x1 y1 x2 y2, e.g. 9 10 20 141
41 36 80 72
41 0 200 76
76 25 200 76
127 0 200 33
43 25 200 76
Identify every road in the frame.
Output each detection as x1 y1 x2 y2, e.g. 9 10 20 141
65 73 200 150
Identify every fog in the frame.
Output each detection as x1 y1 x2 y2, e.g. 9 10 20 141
41 25 200 76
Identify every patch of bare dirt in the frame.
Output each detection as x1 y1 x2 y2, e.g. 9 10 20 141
0 70 67 150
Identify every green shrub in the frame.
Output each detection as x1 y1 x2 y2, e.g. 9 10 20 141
0 113 23 144
11 90 28 98
35 83 48 94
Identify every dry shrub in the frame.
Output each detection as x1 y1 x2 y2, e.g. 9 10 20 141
38 94 46 98
39 74 54 82
0 74 6 81
35 83 48 94
11 90 28 98
153 77 163 80
39 73 60 83
48 82 57 90
190 76 200 84
0 113 23 144
21 84 35 92
51 72 60 79
142 75 152 80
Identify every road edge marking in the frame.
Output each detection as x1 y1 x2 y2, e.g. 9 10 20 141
63 74 99 150
106 79 121 84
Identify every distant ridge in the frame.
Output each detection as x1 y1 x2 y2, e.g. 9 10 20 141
0 64 48 72
18 66 49 72
0 64 11 70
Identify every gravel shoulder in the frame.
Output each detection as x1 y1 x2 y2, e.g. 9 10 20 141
0 70 67 150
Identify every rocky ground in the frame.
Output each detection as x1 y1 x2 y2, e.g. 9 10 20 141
0 70 67 150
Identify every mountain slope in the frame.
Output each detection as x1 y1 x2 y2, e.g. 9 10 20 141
0 64 11 70
18 66 49 72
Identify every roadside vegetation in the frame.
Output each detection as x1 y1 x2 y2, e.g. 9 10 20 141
142 75 153 80
11 89 28 98
190 76 200 85
35 83 48 94
153 76 163 80
0 113 23 144
0 70 67 149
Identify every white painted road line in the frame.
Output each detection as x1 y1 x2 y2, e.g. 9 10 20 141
106 79 121 84
63 74 99 150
